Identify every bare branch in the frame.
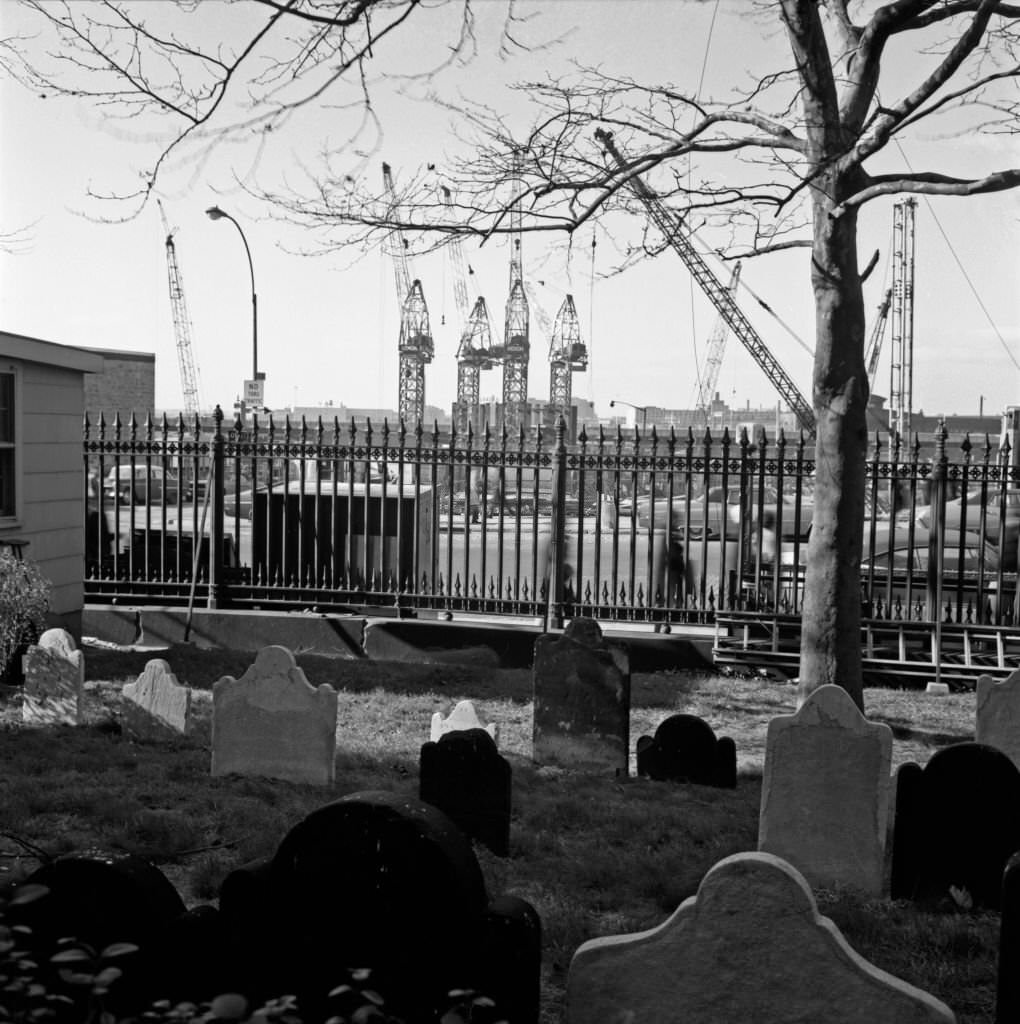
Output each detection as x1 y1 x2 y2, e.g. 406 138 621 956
832 166 1020 215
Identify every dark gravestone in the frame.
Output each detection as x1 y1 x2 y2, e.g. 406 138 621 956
14 851 188 1013
420 727 512 857
218 790 541 1024
533 617 630 776
636 713 737 788
891 742 1020 909
999 851 1020 1024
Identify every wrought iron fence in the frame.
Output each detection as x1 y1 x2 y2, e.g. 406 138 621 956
84 408 1018 636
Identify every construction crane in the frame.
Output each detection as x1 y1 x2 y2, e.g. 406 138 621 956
888 198 916 439
864 287 893 394
383 162 434 426
548 295 587 434
501 149 530 434
157 201 201 417
692 261 742 423
595 129 816 435
442 185 497 436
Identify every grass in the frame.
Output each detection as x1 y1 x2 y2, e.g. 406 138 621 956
0 644 999 1023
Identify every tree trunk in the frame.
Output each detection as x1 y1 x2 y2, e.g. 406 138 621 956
798 176 869 711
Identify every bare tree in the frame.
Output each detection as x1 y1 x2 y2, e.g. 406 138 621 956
8 0 1020 707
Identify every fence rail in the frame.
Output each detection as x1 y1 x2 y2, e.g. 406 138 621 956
84 407 1019 683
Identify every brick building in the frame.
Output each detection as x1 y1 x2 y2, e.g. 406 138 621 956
82 348 155 418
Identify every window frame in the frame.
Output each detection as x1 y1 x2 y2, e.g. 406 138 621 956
0 364 20 525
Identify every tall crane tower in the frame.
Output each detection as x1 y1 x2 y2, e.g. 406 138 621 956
864 287 893 394
692 261 741 423
596 129 816 436
888 198 916 439
548 294 587 436
383 162 434 426
157 201 201 417
443 186 498 436
501 150 530 434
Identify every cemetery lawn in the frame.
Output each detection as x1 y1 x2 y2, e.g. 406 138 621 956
0 645 999 1023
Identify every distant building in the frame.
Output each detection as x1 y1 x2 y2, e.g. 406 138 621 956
82 347 155 419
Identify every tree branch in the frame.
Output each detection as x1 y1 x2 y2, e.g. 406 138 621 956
831 167 1020 215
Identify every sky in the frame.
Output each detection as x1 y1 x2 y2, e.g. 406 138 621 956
1 0 1017 425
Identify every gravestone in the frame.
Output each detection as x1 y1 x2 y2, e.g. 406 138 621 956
211 645 338 785
218 791 541 1023
999 851 1020 1024
532 617 630 775
636 713 737 788
758 684 892 894
420 727 512 856
21 628 83 725
977 668 1020 770
122 658 193 739
430 699 499 745
565 851 955 1024
891 741 1020 909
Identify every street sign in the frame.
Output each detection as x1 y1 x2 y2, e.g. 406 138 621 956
243 379 265 409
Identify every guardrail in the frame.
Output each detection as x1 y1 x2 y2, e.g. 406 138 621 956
84 408 1018 669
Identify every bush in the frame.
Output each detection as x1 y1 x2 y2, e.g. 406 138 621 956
0 550 51 684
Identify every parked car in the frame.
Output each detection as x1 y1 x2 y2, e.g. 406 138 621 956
103 465 206 505
916 488 1019 571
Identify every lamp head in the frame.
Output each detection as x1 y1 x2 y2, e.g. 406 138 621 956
609 400 616 408
205 206 226 221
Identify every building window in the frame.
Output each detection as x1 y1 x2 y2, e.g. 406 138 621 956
0 372 14 518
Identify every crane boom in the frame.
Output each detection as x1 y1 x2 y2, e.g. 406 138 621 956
595 129 816 435
157 201 201 417
382 162 412 309
502 149 530 433
864 287 893 393
693 261 741 420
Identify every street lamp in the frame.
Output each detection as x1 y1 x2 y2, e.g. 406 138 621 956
609 398 648 429
205 206 264 398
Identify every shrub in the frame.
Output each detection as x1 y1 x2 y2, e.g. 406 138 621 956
0 550 51 684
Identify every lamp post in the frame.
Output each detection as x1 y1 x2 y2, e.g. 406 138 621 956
205 205 263 409
609 398 648 429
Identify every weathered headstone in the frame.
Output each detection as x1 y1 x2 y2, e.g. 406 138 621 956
211 645 338 785
636 713 737 788
758 684 892 895
430 699 499 745
565 851 955 1024
998 851 1020 1024
532 617 630 775
122 658 193 739
977 668 1020 771
420 727 512 856
218 791 541 1023
891 741 1020 909
21 628 83 725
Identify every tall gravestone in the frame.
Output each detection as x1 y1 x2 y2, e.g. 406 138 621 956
21 628 83 725
999 851 1020 1024
758 684 893 895
977 668 1020 771
566 851 955 1024
431 699 499 745
420 727 512 856
122 658 193 739
891 741 1020 910
211 646 338 785
218 791 541 1023
636 713 737 788
532 617 630 776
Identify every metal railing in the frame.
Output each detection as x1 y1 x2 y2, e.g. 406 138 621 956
84 408 1018 640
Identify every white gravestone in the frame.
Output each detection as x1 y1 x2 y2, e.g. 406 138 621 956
430 700 499 745
758 683 893 895
21 628 83 725
976 668 1020 771
566 851 955 1024
212 646 338 785
122 659 193 739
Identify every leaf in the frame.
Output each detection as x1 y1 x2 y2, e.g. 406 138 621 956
9 885 49 907
93 966 123 988
99 943 139 960
210 992 248 1020
49 949 92 965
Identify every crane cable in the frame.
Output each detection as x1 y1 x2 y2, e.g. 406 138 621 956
587 232 597 401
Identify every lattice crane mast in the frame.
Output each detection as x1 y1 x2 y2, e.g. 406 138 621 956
502 150 530 434
157 201 202 417
595 129 816 436
864 287 893 394
888 198 916 439
383 162 434 426
693 261 741 423
548 294 586 430
442 185 497 436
